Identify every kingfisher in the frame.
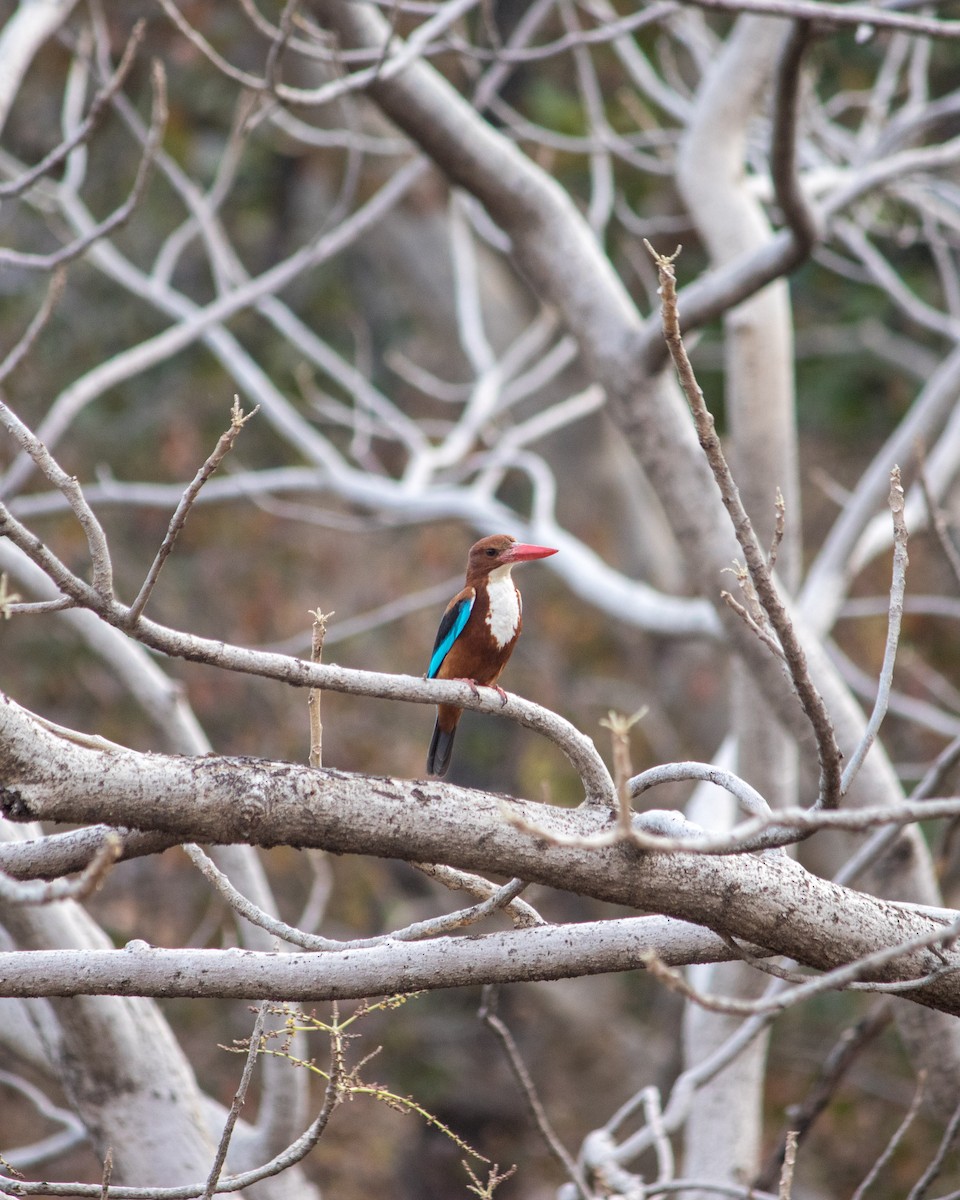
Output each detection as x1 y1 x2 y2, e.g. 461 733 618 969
425 533 558 777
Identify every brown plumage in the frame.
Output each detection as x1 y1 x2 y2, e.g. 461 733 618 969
426 534 557 777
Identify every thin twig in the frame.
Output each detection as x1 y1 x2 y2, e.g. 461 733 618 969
479 987 594 1200
851 1069 926 1200
184 844 538 951
0 269 67 387
646 242 844 809
640 909 960 1016
769 489 786 571
98 1149 113 1200
0 60 168 271
0 23 146 200
127 399 258 624
918 456 960 591
600 708 646 835
754 1002 892 1191
308 608 334 769
777 1131 798 1200
201 1004 268 1199
155 0 483 108
906 1092 960 1200
0 395 115 596
411 862 544 928
721 590 788 662
840 466 909 796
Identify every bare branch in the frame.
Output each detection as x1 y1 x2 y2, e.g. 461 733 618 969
479 987 594 1200
839 466 909 796
906 1093 960 1200
0 269 66 387
184 843 540 952
201 1004 267 1200
851 1069 927 1200
0 918 750 1006
721 588 788 662
640 910 960 1018
5 698 960 1012
755 1002 892 1191
127 399 260 624
0 825 182 882
0 832 120 907
629 761 772 822
678 0 960 39
0 60 168 271
770 20 819 255
410 863 545 929
0 21 145 200
918 456 960 592
307 607 334 769
646 242 843 809
0 396 115 596
156 0 485 108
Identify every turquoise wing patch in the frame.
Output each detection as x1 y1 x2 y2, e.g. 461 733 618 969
428 595 474 678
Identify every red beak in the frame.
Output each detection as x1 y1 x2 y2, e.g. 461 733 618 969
502 542 558 563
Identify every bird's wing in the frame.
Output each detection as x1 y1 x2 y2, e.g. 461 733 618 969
427 589 476 678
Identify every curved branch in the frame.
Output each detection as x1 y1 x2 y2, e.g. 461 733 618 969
0 500 614 802
770 20 820 255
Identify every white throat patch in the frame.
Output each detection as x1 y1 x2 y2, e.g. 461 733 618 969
485 566 521 648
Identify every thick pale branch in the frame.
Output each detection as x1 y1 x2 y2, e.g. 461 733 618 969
679 0 960 38
2 696 959 1011
0 833 119 906
0 919 739 1001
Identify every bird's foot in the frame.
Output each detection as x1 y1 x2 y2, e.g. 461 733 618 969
451 679 507 706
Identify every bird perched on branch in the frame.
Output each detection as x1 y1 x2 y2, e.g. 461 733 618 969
426 533 558 777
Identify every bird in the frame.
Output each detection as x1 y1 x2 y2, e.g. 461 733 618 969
425 533 558 777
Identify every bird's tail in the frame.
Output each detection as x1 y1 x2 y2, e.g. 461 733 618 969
427 719 457 777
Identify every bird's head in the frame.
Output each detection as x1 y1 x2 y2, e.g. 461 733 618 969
466 534 558 578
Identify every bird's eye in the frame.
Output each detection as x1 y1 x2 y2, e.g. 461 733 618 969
485 547 498 557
